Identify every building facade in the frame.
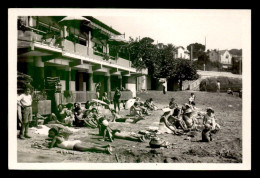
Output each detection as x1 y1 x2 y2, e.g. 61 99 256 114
175 46 190 59
17 16 147 102
209 49 232 69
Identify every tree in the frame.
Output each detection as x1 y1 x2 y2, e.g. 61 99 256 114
187 43 206 59
155 44 199 90
127 37 159 76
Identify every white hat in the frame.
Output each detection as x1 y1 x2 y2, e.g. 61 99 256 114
162 108 172 113
102 120 109 127
185 108 193 114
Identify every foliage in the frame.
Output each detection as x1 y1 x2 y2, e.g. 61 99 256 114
127 37 159 75
200 77 242 92
187 43 205 59
229 49 242 56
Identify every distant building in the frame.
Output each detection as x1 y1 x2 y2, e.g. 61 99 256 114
209 49 233 69
175 46 190 59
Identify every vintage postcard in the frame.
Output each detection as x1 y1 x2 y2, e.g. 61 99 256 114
8 8 251 170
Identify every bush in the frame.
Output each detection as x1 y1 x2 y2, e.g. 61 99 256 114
200 77 242 92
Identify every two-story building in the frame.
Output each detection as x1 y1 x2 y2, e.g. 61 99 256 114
175 46 190 59
17 16 148 106
209 49 232 69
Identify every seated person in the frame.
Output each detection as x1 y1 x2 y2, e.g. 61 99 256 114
98 119 146 142
48 127 112 154
144 98 158 111
110 109 144 123
169 98 178 109
169 107 188 131
83 110 98 129
74 108 86 127
188 93 196 106
182 108 199 131
63 103 75 126
203 107 220 133
130 102 142 116
139 102 150 115
239 88 242 98
102 92 110 105
43 113 63 125
158 108 178 134
57 104 66 122
227 88 234 95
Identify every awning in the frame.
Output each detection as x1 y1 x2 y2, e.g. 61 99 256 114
108 35 128 45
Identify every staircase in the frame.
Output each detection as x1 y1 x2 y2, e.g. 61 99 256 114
182 78 203 91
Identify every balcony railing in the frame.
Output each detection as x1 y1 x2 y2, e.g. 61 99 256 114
18 30 138 70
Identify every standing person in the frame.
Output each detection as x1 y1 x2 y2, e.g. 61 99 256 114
113 87 121 113
216 81 220 94
95 82 101 99
162 81 166 94
17 88 33 139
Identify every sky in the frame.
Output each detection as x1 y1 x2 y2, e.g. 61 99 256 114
93 9 250 51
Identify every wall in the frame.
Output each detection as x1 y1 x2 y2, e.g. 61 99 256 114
137 75 147 91
146 76 152 90
177 48 185 58
60 80 66 91
125 76 136 97
69 81 76 91
209 51 220 62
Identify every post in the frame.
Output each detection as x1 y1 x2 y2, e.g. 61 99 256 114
88 73 94 91
118 75 122 90
34 56 44 91
106 75 111 92
65 67 71 91
191 45 193 61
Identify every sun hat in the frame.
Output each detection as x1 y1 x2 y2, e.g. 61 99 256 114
206 107 214 113
102 120 109 127
162 108 172 113
185 108 193 114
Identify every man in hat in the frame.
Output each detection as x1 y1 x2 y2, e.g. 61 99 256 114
17 88 33 139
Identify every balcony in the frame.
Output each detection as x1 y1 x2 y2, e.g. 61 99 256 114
18 30 144 73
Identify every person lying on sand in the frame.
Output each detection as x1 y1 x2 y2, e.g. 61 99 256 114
203 107 221 133
110 109 144 123
48 127 112 154
98 119 146 143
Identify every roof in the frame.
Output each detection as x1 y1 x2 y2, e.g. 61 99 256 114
84 16 122 35
218 50 227 55
177 46 185 50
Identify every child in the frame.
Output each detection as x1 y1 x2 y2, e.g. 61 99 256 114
48 127 112 154
188 93 196 109
17 88 33 139
203 107 221 133
227 88 234 95
201 124 213 142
